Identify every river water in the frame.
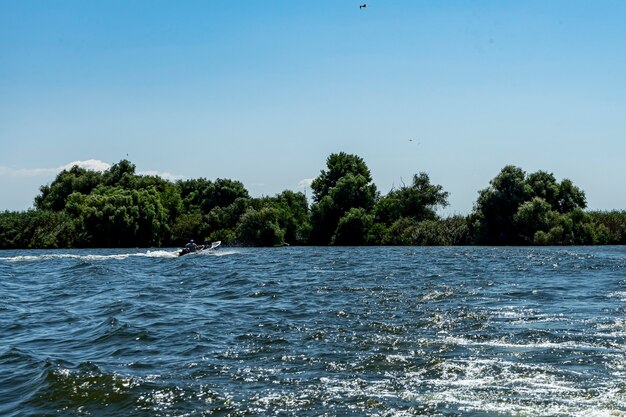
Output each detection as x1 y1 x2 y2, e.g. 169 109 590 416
1 246 624 416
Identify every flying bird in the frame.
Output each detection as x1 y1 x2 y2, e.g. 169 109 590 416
359 3 367 9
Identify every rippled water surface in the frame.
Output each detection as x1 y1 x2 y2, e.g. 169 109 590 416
1 246 625 416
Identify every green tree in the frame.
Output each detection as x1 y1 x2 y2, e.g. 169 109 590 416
332 208 374 245
253 191 311 245
133 175 182 220
588 210 626 244
210 178 250 211
311 152 372 202
553 209 608 245
178 178 213 213
65 187 167 247
205 196 251 244
525 171 559 207
35 166 104 211
170 213 203 244
513 197 557 243
0 210 75 249
235 207 285 246
311 175 376 244
374 172 449 225
330 173 377 213
472 165 590 245
178 177 249 214
381 217 418 245
309 195 340 245
472 165 529 244
103 159 136 187
309 153 377 245
556 179 586 213
525 171 586 214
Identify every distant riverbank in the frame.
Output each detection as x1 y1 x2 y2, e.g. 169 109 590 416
1 155 625 249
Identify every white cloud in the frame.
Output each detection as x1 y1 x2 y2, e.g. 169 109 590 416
0 160 185 182
298 178 314 188
62 159 111 172
0 159 111 177
138 170 185 181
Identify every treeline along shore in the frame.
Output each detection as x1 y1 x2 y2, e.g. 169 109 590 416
1 153 625 248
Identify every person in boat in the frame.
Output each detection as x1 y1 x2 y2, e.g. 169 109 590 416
185 239 198 252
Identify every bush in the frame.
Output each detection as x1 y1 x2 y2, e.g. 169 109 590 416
235 208 285 247
588 211 626 244
332 208 374 245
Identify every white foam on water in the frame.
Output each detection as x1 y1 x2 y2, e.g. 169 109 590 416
253 391 312 409
489 305 565 322
421 289 454 301
82 254 133 260
608 291 626 301
443 335 602 351
0 249 180 262
1 254 81 262
595 319 626 338
433 354 624 415
141 250 179 258
385 354 410 364
313 352 626 416
205 249 240 257
0 249 251 262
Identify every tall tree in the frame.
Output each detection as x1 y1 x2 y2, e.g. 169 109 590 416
311 152 372 203
309 153 377 245
556 179 586 213
471 165 529 244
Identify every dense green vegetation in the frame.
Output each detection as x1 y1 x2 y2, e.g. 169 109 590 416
469 165 612 245
1 155 624 248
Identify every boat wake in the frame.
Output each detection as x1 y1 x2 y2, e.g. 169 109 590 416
200 249 240 257
0 250 179 262
0 248 242 262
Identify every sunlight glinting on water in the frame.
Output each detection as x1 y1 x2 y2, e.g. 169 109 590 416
1 246 624 416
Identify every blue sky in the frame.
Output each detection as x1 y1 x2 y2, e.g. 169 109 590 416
2 1 625 213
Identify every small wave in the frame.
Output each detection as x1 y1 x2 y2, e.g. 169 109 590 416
18 361 235 416
204 249 240 257
173 248 240 259
443 335 605 351
422 288 454 301
314 355 625 417
595 319 626 338
0 250 179 262
24 362 139 414
140 250 178 258
608 291 626 301
0 254 85 262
